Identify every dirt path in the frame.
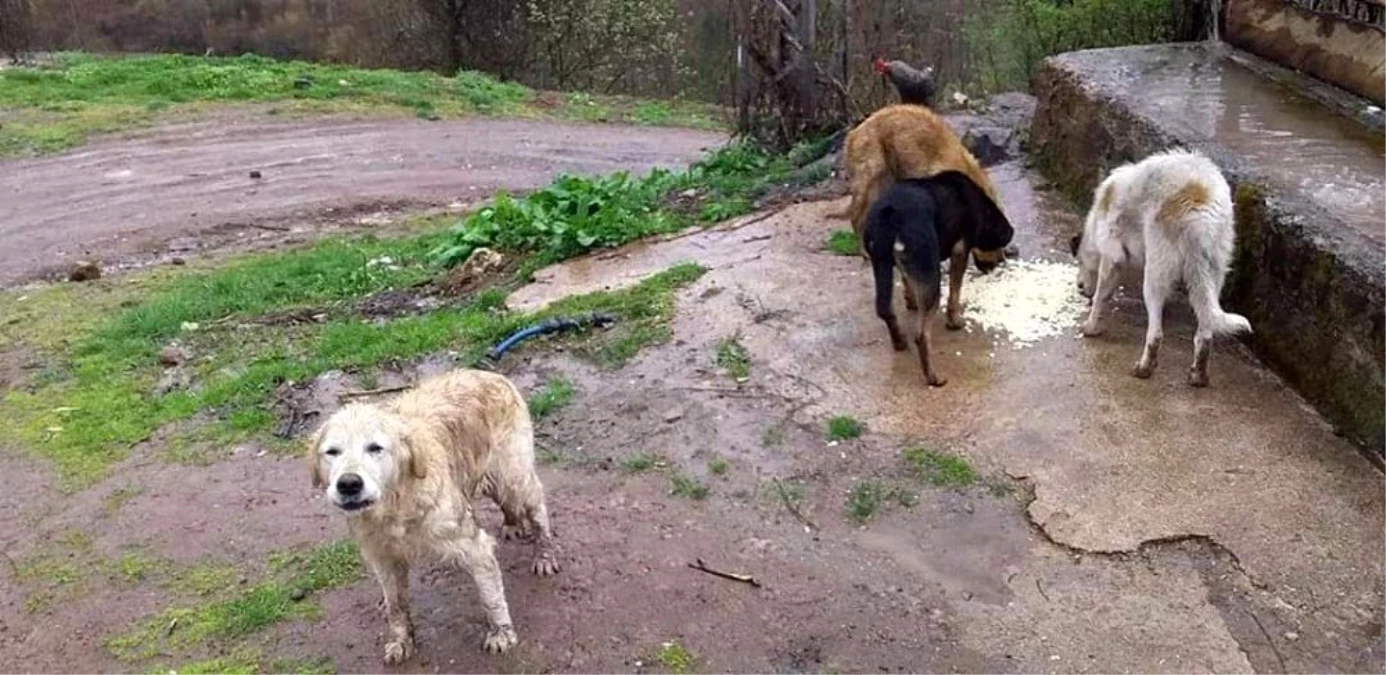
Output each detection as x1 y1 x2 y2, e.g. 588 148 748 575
0 116 725 286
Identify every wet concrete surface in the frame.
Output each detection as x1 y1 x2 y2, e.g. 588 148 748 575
1048 44 1385 245
512 160 1385 673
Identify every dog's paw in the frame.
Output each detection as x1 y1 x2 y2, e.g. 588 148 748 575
945 314 964 331
1187 368 1210 388
501 524 531 542
482 625 519 654
1131 363 1155 379
927 375 948 388
1079 320 1104 337
382 636 415 665
532 554 561 576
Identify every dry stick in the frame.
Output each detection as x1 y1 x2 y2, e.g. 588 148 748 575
1247 609 1289 674
773 478 818 531
339 385 412 400
242 222 292 233
687 558 762 588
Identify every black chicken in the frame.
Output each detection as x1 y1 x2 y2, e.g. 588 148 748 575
874 57 937 108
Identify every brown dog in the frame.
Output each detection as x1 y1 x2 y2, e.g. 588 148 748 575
844 104 1006 329
309 369 558 664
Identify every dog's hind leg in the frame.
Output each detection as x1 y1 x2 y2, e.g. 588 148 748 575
361 545 414 665
1133 263 1174 379
445 529 519 653
900 270 919 311
873 256 908 351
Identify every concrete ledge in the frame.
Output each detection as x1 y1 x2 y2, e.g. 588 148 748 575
1030 44 1384 462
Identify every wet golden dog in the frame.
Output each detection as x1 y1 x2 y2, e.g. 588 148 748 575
844 104 1006 329
309 369 558 664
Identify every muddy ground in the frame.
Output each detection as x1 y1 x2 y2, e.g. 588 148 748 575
0 115 724 286
1 114 1382 675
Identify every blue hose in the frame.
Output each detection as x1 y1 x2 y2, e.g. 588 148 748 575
486 312 616 361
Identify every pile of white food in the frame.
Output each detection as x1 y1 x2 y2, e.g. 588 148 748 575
960 258 1089 348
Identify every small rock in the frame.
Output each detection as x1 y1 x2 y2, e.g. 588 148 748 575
154 368 193 396
950 91 970 108
441 247 506 294
662 409 684 423
170 257 186 266
157 346 189 367
1284 631 1299 641
961 591 973 601
68 260 101 282
249 170 263 179
289 587 307 602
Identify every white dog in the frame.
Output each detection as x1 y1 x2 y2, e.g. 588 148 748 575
309 369 558 664
1071 149 1251 387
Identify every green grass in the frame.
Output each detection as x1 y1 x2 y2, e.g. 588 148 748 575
826 415 865 442
0 259 704 488
528 377 576 419
714 334 751 381
669 472 709 500
760 424 787 447
0 53 723 156
707 457 730 476
108 540 363 662
0 139 800 488
102 486 144 516
825 229 859 256
633 102 673 125
655 641 696 674
845 481 916 522
903 447 977 488
621 453 662 474
846 481 885 522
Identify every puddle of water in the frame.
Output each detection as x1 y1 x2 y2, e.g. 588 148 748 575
1096 45 1385 243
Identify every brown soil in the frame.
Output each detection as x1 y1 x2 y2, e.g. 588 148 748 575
0 115 724 287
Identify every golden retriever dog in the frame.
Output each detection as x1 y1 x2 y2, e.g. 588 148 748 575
844 104 1007 330
309 369 558 664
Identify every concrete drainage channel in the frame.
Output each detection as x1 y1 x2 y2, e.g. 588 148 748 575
1029 41 1385 465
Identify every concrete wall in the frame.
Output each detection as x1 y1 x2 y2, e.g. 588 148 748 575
1222 0 1386 104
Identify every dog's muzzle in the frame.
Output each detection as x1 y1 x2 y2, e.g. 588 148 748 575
333 473 375 512
973 248 1005 275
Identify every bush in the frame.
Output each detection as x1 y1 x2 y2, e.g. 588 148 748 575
429 141 797 268
964 0 1172 92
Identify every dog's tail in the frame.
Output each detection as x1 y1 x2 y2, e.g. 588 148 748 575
1188 276 1251 337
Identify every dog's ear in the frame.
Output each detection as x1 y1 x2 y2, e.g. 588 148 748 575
935 171 1013 251
397 434 427 481
1069 233 1082 257
409 447 427 480
307 425 327 489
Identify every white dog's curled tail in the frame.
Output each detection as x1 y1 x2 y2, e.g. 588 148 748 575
1190 284 1252 336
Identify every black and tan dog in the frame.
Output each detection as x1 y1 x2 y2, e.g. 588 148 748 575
845 104 1009 329
863 170 1014 386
